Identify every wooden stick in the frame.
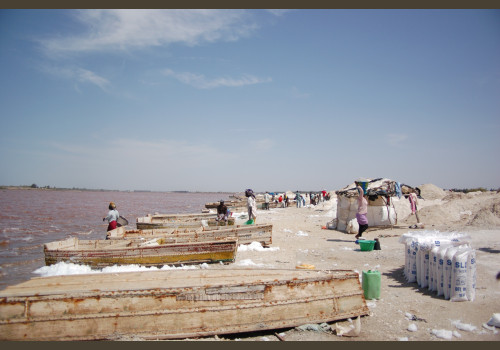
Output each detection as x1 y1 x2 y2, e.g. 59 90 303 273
274 332 286 341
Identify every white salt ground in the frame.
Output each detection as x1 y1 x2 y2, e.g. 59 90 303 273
451 320 477 332
482 324 499 334
408 324 418 332
237 241 279 252
431 329 453 340
487 313 500 327
33 261 208 278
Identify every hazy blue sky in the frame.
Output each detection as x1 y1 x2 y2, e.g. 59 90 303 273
0 9 499 192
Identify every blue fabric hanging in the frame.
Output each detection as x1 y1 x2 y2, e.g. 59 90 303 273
395 182 402 199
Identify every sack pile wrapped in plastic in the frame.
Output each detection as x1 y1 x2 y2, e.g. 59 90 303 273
399 231 476 302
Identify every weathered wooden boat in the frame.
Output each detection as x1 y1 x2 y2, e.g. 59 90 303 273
205 218 236 226
205 200 284 211
136 221 205 230
137 213 235 229
204 200 247 209
107 223 273 246
44 237 237 268
0 268 370 340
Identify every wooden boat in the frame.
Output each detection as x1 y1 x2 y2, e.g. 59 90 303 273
137 213 235 229
0 268 370 340
205 200 247 209
43 237 237 268
107 223 273 246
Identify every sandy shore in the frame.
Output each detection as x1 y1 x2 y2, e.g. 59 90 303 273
175 188 500 342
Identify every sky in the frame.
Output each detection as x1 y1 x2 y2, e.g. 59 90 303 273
0 9 499 192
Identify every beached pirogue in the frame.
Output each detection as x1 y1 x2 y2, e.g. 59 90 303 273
0 269 370 340
43 237 237 267
107 223 273 247
136 212 235 229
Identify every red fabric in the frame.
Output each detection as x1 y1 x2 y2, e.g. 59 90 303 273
107 220 117 231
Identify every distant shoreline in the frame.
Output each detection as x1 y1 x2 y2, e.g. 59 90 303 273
0 186 233 194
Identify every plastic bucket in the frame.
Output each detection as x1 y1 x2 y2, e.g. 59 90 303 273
359 240 376 251
362 270 381 300
358 181 368 194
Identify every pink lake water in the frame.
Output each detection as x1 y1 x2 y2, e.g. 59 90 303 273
0 189 232 290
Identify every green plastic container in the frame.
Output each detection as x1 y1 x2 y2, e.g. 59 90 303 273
359 240 376 251
244 219 254 225
362 270 381 300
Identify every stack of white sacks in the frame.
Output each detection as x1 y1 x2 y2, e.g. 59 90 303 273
399 231 476 302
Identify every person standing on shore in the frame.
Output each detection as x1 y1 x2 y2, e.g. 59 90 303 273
264 191 271 210
408 191 421 226
246 189 257 223
295 191 302 208
354 183 369 240
103 202 119 232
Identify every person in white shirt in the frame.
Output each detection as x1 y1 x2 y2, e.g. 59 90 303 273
245 189 257 223
103 202 119 232
264 191 271 210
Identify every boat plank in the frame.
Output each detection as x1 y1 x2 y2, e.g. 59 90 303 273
0 269 368 340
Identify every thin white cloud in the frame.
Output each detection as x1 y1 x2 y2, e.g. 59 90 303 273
163 68 272 89
75 68 110 90
386 133 408 146
41 65 110 91
252 138 274 151
40 9 257 56
265 9 293 16
291 86 311 98
50 138 234 164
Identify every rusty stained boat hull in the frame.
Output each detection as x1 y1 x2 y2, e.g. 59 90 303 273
0 269 370 341
107 224 272 246
44 237 237 268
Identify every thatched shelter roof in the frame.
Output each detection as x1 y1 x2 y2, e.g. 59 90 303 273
336 178 417 198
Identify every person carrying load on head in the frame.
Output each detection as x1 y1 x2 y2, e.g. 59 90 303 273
245 189 257 223
216 200 229 223
354 182 369 240
103 202 119 232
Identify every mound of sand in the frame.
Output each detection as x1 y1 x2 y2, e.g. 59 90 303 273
418 183 447 200
400 188 500 229
468 201 500 227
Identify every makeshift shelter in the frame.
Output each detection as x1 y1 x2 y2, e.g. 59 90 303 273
334 178 417 233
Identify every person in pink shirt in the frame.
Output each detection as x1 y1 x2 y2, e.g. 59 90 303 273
354 182 369 239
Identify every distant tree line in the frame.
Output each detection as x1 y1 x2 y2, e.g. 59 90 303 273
447 187 499 193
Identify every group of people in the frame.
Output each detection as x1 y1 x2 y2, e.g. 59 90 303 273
103 183 419 243
309 190 330 205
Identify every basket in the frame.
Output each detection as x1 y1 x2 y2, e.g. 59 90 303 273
117 216 129 227
359 240 376 251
